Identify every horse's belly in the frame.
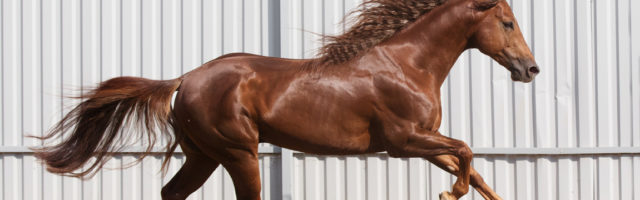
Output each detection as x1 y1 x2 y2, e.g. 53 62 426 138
258 110 382 155
260 127 383 155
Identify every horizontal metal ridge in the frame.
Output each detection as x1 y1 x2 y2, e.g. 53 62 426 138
3 146 639 155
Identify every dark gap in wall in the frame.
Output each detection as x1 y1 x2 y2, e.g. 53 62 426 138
268 0 281 58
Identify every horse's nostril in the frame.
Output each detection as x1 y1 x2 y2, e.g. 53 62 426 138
529 66 540 74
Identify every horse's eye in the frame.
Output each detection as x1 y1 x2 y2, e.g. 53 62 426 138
503 21 514 30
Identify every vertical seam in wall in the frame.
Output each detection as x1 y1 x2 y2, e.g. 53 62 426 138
573 0 580 148
321 0 325 44
615 0 621 148
139 0 143 77
614 0 620 198
572 3 580 198
530 0 538 148
553 0 560 148
179 1 184 74
120 2 124 182
323 158 328 200
99 0 103 82
404 158 412 199
242 0 245 52
19 0 25 198
160 0 163 79
595 155 599 199
342 0 346 31
300 0 304 59
260 0 263 55
139 160 143 200
632 156 636 199
629 0 635 147
626 0 634 148
550 1 558 147
627 0 636 145
268 0 281 58
619 156 623 200
513 156 519 199
512 80 517 147
58 0 64 196
80 0 84 97
0 0 4 148
180 0 183 74
532 159 538 199
200 0 203 64
99 161 103 200
447 69 453 138
511 0 517 148
86 4 92 197
58 0 63 146
593 0 599 148
119 0 123 77
20 0 25 147
555 156 560 199
39 0 43 144
221 0 224 54
490 61 496 147
77 0 84 119
468 52 474 146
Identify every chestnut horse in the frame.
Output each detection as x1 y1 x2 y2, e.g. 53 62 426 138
34 0 538 199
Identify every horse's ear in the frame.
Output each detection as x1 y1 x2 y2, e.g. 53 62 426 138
473 0 499 10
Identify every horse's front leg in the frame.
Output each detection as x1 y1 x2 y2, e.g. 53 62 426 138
386 131 472 200
428 155 502 200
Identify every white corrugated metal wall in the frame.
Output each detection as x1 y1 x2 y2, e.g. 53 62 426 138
1 0 281 199
1 0 639 199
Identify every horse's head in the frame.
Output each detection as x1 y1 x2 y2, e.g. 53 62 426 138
467 0 539 82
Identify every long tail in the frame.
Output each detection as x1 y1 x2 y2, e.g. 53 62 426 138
33 76 183 178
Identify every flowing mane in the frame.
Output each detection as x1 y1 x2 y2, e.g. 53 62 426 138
319 0 447 64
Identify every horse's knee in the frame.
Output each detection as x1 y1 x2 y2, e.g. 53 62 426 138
456 143 473 163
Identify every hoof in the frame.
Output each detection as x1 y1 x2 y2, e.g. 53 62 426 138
439 191 457 200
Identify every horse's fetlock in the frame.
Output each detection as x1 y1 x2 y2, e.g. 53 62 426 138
452 181 470 197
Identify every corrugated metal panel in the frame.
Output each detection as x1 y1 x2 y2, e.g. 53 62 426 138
288 154 640 200
1 0 640 200
278 0 640 200
1 0 278 199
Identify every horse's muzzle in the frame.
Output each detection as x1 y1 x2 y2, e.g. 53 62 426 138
510 61 539 83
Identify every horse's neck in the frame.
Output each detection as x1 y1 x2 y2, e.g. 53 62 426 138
378 4 471 87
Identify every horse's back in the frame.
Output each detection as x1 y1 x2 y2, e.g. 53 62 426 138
172 54 303 150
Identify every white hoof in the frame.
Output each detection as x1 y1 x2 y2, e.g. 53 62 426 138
439 191 457 200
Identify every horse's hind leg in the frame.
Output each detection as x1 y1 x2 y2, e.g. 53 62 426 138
161 155 219 200
428 155 502 200
220 150 262 200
